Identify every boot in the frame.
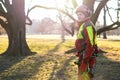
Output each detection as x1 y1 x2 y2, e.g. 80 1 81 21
88 68 94 78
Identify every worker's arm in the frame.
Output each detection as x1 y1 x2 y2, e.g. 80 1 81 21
82 26 94 62
79 26 94 72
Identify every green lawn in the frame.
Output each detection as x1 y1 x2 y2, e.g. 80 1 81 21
0 37 120 80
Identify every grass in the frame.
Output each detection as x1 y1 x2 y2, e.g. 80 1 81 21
0 37 120 80
0 37 8 53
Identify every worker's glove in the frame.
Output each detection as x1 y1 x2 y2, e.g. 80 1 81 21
79 61 88 72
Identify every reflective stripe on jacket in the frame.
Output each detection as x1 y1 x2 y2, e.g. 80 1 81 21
77 21 97 62
77 22 97 46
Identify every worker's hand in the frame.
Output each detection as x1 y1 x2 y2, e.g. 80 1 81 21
79 61 88 72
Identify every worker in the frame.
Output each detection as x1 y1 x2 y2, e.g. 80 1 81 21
74 5 99 80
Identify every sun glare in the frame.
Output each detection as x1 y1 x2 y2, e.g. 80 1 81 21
26 0 65 20
26 0 82 20
55 0 65 9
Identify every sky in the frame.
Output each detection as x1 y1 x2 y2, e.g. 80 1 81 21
26 0 70 20
25 0 82 21
25 0 119 25
96 0 118 25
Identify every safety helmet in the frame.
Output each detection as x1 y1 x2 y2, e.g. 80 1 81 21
76 5 92 17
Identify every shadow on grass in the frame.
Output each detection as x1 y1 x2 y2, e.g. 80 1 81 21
63 48 120 80
56 56 76 80
108 40 120 42
64 46 108 54
0 40 67 80
0 41 120 80
0 55 27 73
48 40 65 52
94 53 120 80
65 48 76 54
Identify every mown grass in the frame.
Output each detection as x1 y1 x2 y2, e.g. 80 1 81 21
0 37 8 53
0 37 120 80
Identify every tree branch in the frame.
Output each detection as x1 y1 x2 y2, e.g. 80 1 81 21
92 0 109 25
71 0 78 8
0 3 5 12
110 25 120 30
97 21 120 35
106 5 114 23
4 0 11 12
0 0 6 9
0 18 7 28
0 10 7 18
25 16 32 25
0 1 8 18
27 5 76 21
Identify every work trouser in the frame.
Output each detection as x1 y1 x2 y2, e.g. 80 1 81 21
78 52 96 80
78 51 96 69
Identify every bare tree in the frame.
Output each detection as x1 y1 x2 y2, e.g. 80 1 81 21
27 0 120 36
0 0 32 56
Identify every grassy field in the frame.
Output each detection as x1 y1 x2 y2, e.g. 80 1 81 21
0 36 120 80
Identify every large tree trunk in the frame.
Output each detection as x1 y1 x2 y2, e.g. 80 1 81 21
82 0 95 13
91 0 109 25
2 0 32 56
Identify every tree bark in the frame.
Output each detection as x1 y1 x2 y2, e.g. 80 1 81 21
97 21 120 35
83 0 95 13
1 0 32 56
91 0 109 25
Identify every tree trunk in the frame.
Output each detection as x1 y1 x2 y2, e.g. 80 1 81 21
2 0 32 56
103 6 107 39
3 27 31 56
82 0 95 13
103 32 107 39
